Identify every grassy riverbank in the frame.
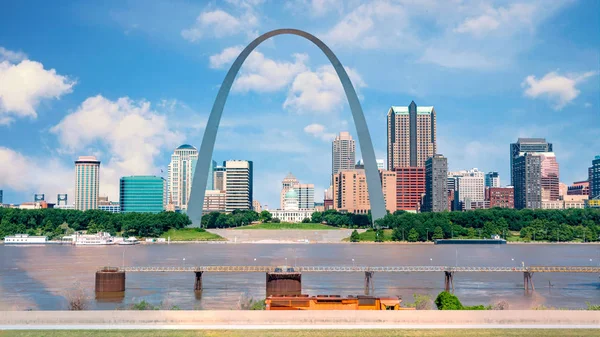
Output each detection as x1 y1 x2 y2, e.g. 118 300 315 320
343 229 394 241
160 228 225 241
4 330 598 337
234 223 337 230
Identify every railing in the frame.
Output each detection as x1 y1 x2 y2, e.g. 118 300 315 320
115 265 600 273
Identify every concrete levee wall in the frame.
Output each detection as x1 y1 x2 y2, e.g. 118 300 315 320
1 310 599 326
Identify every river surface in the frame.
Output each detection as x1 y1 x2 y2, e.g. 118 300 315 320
0 243 598 310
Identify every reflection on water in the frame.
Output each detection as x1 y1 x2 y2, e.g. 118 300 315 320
0 243 598 310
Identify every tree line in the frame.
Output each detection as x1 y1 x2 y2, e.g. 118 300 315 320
0 208 191 239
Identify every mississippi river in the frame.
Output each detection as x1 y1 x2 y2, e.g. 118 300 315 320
1 243 598 310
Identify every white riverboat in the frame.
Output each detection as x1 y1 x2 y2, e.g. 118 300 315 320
4 234 48 245
73 232 115 246
118 237 140 245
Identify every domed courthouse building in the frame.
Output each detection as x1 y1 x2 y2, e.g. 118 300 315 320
269 188 315 222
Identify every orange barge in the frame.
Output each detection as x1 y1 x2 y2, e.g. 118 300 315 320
265 294 414 310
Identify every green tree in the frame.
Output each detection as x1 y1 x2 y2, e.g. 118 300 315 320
259 211 272 223
407 228 419 242
467 227 476 239
391 227 405 241
311 211 323 224
301 217 311 223
435 291 463 310
272 218 281 223
432 226 444 240
375 229 384 242
350 230 360 242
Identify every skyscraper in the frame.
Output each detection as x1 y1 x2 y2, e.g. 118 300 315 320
423 154 448 212
213 165 226 191
120 176 166 213
485 172 500 188
589 155 600 199
387 101 436 170
514 153 542 209
539 153 559 201
0 190 3 204
450 169 485 210
332 132 356 176
224 160 253 212
333 169 396 214
168 144 198 211
395 167 425 212
510 138 552 186
74 156 100 211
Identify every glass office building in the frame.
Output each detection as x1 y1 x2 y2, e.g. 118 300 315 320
120 176 166 213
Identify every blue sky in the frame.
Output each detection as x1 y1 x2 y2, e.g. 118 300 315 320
0 0 598 208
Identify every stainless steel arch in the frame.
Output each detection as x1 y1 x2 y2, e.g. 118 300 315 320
187 28 386 226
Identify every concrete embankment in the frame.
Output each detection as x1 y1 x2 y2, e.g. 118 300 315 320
1 310 599 329
207 229 365 243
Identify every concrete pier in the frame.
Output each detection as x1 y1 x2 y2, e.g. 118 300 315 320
266 272 301 297
194 271 203 291
95 267 125 293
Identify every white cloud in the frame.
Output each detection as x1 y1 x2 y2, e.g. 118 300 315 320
454 3 536 38
418 48 497 70
0 47 27 63
0 59 75 125
51 95 184 200
232 51 308 92
284 65 366 113
310 0 343 16
209 45 243 69
303 123 336 141
522 71 597 109
0 147 73 203
181 8 258 42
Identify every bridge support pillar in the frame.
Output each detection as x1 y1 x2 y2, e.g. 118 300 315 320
95 267 125 300
194 271 203 291
444 271 454 293
266 272 301 297
524 271 535 291
364 271 375 295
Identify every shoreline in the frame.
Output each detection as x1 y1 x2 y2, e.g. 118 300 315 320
2 240 599 245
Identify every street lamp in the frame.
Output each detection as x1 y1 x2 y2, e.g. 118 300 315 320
426 228 430 242
430 258 433 266
352 258 355 268
183 258 186 268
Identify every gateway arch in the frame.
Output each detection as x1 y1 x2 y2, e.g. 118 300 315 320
187 28 386 226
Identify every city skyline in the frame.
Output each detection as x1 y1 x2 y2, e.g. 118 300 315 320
0 1 599 209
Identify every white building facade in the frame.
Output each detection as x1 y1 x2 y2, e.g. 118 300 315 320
224 160 253 212
168 144 198 211
450 168 485 209
75 156 100 211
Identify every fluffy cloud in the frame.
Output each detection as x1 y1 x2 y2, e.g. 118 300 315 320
284 65 366 113
0 47 27 63
0 59 75 125
0 147 73 202
454 3 536 38
232 51 308 92
181 8 258 41
51 95 183 200
522 71 597 109
209 45 243 69
303 123 336 141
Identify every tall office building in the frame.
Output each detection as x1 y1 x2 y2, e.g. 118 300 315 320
296 184 315 209
280 173 299 209
224 160 253 212
590 155 600 199
450 168 485 210
423 154 448 212
213 165 226 191
0 190 3 204
207 160 216 190
167 144 198 211
74 156 100 211
332 132 356 176
510 138 552 185
387 101 436 170
485 172 500 188
539 153 560 201
120 176 166 213
514 153 542 209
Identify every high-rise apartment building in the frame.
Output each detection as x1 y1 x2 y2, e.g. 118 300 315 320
387 101 436 170
380 170 397 213
119 176 166 213
423 154 448 212
514 153 542 209
74 156 100 211
450 168 485 210
395 167 425 211
332 132 356 176
224 160 253 212
333 169 396 214
485 172 500 188
167 144 198 211
589 155 600 199
510 138 552 185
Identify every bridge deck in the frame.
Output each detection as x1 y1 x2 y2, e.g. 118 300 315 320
117 266 600 273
